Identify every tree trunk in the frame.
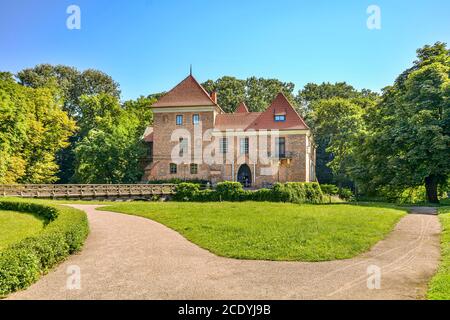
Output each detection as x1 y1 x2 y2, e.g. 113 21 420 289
425 175 439 203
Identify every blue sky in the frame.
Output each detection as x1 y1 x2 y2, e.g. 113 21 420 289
1 0 449 101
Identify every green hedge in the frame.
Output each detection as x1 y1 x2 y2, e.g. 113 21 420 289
0 199 89 296
174 181 324 204
0 201 58 222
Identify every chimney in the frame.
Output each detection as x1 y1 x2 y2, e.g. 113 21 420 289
211 91 217 104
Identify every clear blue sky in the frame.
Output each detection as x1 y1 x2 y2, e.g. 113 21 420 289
1 0 449 101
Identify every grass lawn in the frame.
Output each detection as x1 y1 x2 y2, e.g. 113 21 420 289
0 210 45 251
427 205 450 300
103 201 406 261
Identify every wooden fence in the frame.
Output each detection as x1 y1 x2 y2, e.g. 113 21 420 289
0 184 176 200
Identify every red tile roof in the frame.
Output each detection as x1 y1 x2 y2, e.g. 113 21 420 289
215 93 308 131
234 102 249 113
151 75 308 131
215 112 263 130
248 93 309 130
152 75 219 108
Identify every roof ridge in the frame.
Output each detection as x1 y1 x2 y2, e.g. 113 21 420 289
187 74 217 106
152 74 223 112
187 74 225 113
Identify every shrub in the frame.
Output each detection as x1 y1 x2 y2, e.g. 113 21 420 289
173 181 324 204
12 233 69 272
0 199 89 296
215 181 245 201
272 182 323 204
250 188 273 201
320 184 339 195
0 248 40 295
0 201 58 222
338 188 355 201
195 189 218 202
173 183 200 201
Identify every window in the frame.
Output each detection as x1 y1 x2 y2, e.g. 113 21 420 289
176 115 183 125
274 114 286 122
145 142 153 157
240 138 249 155
169 163 177 174
275 137 286 158
219 138 228 154
179 138 188 157
190 163 198 174
192 114 200 125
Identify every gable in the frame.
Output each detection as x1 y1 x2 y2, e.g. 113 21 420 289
248 93 309 130
152 75 218 108
234 102 249 113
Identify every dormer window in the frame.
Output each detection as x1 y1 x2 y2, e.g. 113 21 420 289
274 114 286 122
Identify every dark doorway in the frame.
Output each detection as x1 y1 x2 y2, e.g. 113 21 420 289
237 164 252 187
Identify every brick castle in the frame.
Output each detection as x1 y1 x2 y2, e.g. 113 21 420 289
142 74 316 188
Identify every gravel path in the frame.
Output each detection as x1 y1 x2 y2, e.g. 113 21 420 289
7 205 441 300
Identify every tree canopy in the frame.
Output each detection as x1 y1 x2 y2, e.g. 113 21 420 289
0 74 76 183
72 94 154 183
352 42 450 202
202 76 297 113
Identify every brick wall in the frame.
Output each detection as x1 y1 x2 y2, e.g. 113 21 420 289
144 109 312 186
149 109 215 181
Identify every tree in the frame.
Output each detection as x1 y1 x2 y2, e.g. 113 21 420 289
297 82 359 117
17 64 121 182
202 77 246 113
354 42 449 202
123 95 155 131
245 77 297 112
202 76 297 113
297 82 378 184
0 76 76 184
72 94 153 184
297 81 378 118
73 126 145 184
17 64 120 118
310 98 366 188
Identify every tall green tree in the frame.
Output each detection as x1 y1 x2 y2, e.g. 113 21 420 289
354 42 449 202
72 94 153 183
0 74 76 184
310 98 366 187
16 64 121 182
297 82 378 184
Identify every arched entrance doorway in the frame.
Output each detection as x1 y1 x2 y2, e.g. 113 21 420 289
237 164 252 187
